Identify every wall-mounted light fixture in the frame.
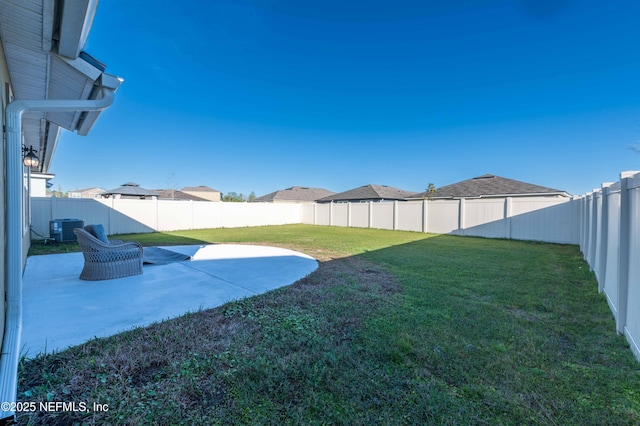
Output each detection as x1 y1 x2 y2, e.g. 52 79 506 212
21 145 40 168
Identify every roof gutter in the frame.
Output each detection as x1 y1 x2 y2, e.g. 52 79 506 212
0 86 116 423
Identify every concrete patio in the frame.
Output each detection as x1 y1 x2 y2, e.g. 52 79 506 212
21 244 318 358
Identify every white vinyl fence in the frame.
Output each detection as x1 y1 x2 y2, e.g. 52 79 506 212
29 179 640 360
30 197 304 237
32 196 578 243
577 171 640 361
301 197 579 244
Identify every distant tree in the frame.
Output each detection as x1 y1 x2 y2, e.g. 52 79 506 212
222 192 245 202
48 185 68 198
248 191 256 202
424 183 437 200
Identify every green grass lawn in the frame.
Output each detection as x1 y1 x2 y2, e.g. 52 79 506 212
20 225 640 425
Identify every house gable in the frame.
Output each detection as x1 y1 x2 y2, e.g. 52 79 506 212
181 186 221 202
254 186 335 203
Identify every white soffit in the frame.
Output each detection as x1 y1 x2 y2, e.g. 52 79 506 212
0 0 121 173
45 54 103 131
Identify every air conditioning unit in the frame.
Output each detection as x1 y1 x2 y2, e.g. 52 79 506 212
50 219 84 242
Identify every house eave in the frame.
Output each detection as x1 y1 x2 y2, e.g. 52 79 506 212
57 0 99 59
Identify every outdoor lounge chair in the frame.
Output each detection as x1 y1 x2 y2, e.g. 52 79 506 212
73 226 144 281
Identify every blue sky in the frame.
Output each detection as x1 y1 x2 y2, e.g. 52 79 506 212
50 0 640 197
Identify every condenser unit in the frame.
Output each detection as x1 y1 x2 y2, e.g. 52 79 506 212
49 219 84 242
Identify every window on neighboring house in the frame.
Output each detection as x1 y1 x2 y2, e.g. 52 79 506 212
69 193 81 198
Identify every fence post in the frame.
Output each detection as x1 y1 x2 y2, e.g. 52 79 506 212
597 183 614 292
329 202 333 226
458 198 466 236
154 198 160 231
504 197 512 239
313 203 317 225
578 196 584 252
393 201 398 231
592 189 603 276
422 199 428 234
347 202 352 228
368 201 373 228
583 192 593 263
582 195 590 256
106 198 114 235
617 171 636 334
588 190 601 269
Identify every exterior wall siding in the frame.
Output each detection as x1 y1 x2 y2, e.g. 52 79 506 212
0 38 10 356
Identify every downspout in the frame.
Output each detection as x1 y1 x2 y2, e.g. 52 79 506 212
0 87 115 423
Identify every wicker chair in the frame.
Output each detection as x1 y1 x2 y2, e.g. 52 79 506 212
73 227 144 281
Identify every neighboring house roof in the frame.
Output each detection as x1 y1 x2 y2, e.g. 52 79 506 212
69 187 105 194
68 187 105 198
102 183 159 198
317 184 418 203
254 186 335 203
181 185 220 193
412 174 570 199
155 189 209 201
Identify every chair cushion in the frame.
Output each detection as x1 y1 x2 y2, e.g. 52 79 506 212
85 224 109 244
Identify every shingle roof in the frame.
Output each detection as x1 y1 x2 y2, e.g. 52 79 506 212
154 189 209 201
254 186 335 202
412 174 569 199
102 182 159 197
181 185 220 193
69 187 105 193
317 184 418 203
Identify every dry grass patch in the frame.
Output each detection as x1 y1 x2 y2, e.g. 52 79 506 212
18 253 400 425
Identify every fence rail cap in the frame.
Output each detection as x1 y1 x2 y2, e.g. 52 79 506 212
621 170 640 179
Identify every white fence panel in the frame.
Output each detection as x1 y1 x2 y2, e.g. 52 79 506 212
463 199 506 238
397 201 424 232
265 203 302 226
315 204 331 226
109 199 156 234
603 185 621 319
332 203 349 227
192 202 222 230
157 200 193 231
31 198 302 236
370 202 394 230
427 200 460 234
510 198 577 244
301 204 315 224
592 191 604 282
31 198 132 236
350 203 370 228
